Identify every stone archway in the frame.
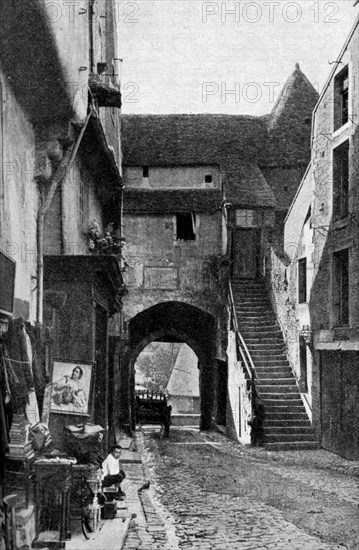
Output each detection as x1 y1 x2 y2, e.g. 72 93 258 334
122 302 216 432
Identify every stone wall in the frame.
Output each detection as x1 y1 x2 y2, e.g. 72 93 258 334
122 211 223 321
226 331 251 444
310 33 359 337
266 22 359 455
124 165 220 190
0 76 38 321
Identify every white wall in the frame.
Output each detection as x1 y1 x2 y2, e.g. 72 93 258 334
124 165 221 189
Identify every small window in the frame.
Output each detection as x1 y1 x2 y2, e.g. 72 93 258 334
235 209 255 227
143 166 149 178
176 213 196 241
204 174 212 183
298 258 307 303
333 140 349 222
333 248 349 326
334 66 349 131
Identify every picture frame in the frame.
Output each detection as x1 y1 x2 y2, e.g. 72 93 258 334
50 359 94 416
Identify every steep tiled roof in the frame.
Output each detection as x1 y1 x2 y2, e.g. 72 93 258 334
121 65 318 212
225 162 275 208
122 114 267 166
265 63 319 165
122 114 274 208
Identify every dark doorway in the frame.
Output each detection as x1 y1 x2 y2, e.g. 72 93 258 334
233 228 260 279
333 248 349 326
216 360 227 426
95 302 108 446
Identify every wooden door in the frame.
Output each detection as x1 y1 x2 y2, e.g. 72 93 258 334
233 229 260 279
321 351 359 460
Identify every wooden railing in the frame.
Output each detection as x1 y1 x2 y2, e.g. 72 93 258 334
228 280 257 382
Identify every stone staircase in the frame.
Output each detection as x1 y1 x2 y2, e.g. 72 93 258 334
232 279 318 451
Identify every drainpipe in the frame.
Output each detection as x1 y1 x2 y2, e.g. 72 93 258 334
36 111 92 325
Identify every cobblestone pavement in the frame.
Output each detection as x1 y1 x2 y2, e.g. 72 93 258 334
124 427 359 550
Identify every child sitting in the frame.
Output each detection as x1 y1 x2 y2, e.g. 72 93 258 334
101 445 126 500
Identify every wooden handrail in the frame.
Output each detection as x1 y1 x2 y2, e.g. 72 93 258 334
228 280 257 381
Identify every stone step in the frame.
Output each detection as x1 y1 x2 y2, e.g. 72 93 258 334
233 282 266 286
239 321 280 329
264 426 314 434
232 287 267 293
265 441 318 451
171 414 200 427
238 319 280 334
254 358 289 364
236 311 274 317
237 314 280 322
266 433 318 443
256 370 293 379
254 364 290 371
235 304 273 310
232 279 315 449
260 394 302 402
247 352 287 362
236 299 271 306
234 297 268 302
251 349 287 356
238 319 278 325
245 337 284 345
247 344 286 351
232 292 268 299
264 418 312 427
257 380 297 389
262 406 307 414
241 330 283 338
236 299 272 313
254 359 289 365
236 311 276 318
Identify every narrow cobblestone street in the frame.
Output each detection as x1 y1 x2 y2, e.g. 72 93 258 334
124 427 359 550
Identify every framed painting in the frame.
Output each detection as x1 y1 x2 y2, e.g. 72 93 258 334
50 359 94 416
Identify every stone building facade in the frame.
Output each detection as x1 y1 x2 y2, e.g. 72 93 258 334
269 13 359 460
120 64 318 438
0 0 123 456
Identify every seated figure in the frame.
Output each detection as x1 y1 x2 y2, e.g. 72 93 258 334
101 445 126 500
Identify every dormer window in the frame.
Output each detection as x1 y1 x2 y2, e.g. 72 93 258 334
143 166 149 178
334 66 349 131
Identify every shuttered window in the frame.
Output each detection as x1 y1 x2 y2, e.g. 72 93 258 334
333 140 349 222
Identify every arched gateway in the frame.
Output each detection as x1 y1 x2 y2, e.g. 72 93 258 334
120 301 216 432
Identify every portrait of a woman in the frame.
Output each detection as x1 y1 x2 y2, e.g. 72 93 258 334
51 361 93 415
